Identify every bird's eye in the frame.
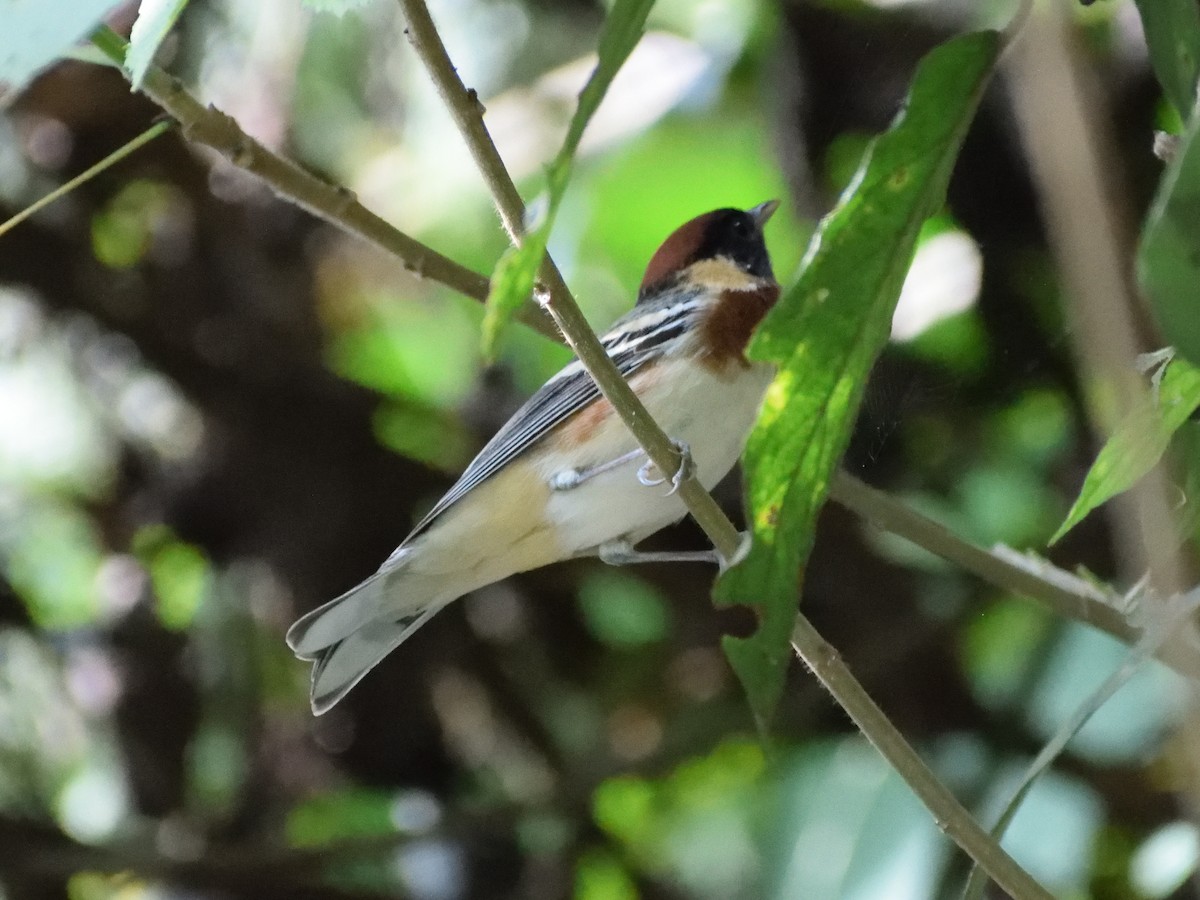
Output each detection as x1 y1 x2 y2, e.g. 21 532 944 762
731 218 750 236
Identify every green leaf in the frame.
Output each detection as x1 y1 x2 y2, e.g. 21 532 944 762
126 0 190 89
1052 355 1200 543
715 31 1000 728
1131 0 1200 118
482 204 554 360
0 0 124 93
1138 106 1200 368
480 0 655 358
1176 422 1200 539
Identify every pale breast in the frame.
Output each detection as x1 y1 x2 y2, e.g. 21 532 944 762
537 358 773 555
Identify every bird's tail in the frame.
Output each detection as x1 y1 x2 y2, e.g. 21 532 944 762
286 558 447 714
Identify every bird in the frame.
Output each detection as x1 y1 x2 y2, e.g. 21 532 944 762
287 200 781 714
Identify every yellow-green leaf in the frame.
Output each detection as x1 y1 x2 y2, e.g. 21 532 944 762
481 0 655 358
716 31 1000 728
1052 355 1200 544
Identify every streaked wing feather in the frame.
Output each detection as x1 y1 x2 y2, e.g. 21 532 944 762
403 346 651 542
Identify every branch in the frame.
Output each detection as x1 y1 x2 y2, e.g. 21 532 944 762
0 812 503 899
398 0 531 252
88 26 560 341
397 0 743 562
830 471 1200 681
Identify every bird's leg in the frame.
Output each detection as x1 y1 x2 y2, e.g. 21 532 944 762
599 538 720 566
636 440 694 496
548 448 645 491
598 531 753 569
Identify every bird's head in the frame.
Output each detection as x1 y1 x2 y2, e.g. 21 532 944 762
638 200 779 303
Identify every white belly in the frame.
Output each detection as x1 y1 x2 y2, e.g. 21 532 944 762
534 361 772 555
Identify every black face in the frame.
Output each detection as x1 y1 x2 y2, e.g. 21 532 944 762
695 208 774 281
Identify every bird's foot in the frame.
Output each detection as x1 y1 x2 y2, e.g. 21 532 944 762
637 440 694 495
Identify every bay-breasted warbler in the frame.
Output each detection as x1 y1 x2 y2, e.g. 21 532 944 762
288 200 780 713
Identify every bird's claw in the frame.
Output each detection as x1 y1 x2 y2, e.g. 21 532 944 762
717 531 753 573
637 440 693 495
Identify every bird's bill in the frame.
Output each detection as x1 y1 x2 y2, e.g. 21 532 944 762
748 199 780 228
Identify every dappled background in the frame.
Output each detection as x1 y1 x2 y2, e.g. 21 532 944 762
1 0 1195 897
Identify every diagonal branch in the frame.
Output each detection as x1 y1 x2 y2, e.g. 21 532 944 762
829 471 1200 680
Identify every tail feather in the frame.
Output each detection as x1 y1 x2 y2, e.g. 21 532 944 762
308 605 445 714
286 570 391 659
286 549 451 713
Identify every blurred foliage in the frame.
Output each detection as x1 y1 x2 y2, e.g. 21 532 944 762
0 0 1199 898
133 525 212 631
576 570 670 648
594 740 765 898
288 787 401 846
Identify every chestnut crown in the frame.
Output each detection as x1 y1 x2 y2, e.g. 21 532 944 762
638 201 778 301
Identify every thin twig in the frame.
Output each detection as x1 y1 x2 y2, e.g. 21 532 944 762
961 586 1200 900
398 0 530 249
397 0 742 560
830 471 1200 681
0 120 173 238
